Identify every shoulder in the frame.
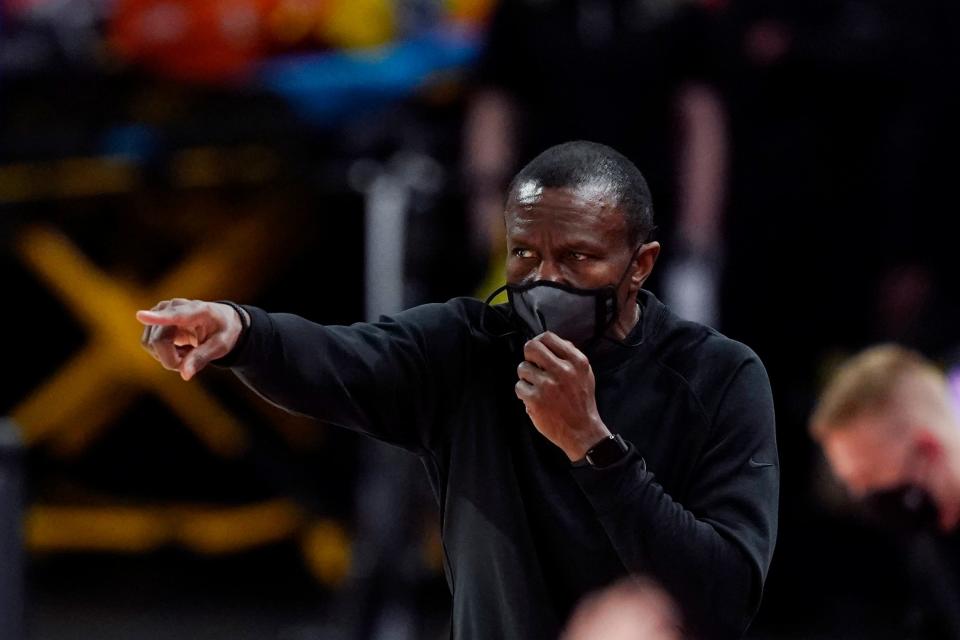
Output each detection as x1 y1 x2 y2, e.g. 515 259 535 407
644 292 761 373
387 297 481 324
656 318 761 380
645 295 769 420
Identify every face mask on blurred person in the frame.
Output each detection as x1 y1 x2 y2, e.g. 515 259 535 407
862 484 940 533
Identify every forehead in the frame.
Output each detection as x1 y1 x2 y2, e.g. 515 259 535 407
505 182 628 239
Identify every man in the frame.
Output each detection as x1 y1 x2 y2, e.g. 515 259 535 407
138 141 778 639
464 0 729 326
810 344 960 637
810 344 960 533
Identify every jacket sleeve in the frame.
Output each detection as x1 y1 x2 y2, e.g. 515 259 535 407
218 302 475 455
569 356 779 639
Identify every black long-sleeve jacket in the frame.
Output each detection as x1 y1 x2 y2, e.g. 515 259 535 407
220 290 779 639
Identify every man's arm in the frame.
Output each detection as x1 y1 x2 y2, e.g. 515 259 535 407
515 332 777 638
571 357 778 639
138 298 474 454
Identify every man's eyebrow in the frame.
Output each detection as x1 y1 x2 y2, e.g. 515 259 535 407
558 237 609 252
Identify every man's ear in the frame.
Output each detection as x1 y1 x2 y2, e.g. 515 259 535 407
631 242 661 290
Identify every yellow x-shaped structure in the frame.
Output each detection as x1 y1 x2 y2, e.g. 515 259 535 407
4 184 353 585
11 211 294 458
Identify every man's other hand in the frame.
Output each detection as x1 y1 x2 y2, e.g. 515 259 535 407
515 332 611 461
136 299 244 381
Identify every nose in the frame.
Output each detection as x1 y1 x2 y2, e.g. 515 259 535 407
533 259 564 283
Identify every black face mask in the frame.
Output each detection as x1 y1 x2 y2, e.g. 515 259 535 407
862 484 940 533
505 279 617 346
482 245 644 346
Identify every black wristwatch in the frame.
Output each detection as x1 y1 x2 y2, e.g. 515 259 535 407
584 434 629 468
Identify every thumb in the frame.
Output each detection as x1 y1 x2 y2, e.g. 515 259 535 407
180 337 230 381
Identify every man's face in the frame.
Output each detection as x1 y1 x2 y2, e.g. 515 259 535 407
821 416 915 499
504 182 658 323
821 414 960 531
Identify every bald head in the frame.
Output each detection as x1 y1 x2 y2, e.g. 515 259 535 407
507 141 655 247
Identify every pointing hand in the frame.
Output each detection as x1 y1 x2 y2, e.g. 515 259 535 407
136 299 244 381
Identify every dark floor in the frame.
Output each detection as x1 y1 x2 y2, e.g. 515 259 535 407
20 530 930 640
25 546 449 640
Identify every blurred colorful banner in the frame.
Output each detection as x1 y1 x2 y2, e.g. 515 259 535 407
2 0 491 126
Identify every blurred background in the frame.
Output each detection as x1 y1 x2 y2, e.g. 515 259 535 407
1 0 960 638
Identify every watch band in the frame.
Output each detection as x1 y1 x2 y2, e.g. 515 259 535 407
212 300 251 365
585 434 629 468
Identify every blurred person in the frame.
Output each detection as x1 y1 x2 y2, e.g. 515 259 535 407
137 141 778 639
810 344 960 637
463 0 730 326
714 8 960 628
810 345 960 534
562 578 683 640
721 0 960 465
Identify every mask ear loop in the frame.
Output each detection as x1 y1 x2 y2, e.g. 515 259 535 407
599 307 645 348
599 243 648 349
479 283 521 340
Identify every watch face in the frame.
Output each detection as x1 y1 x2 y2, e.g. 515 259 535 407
587 434 629 467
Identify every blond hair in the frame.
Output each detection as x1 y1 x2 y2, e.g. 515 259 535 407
810 344 950 440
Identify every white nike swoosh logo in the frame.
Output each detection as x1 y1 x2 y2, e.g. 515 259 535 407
748 458 775 469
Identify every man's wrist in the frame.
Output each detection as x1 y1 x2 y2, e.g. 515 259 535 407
581 434 630 468
564 417 612 462
213 301 251 366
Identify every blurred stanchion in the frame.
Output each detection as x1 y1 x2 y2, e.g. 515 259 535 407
353 150 444 322
344 149 447 640
0 418 24 640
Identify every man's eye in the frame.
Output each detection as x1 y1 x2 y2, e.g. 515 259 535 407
569 252 589 262
512 248 535 259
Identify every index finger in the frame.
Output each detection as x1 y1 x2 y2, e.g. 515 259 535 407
536 331 589 366
135 308 202 327
523 336 569 373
